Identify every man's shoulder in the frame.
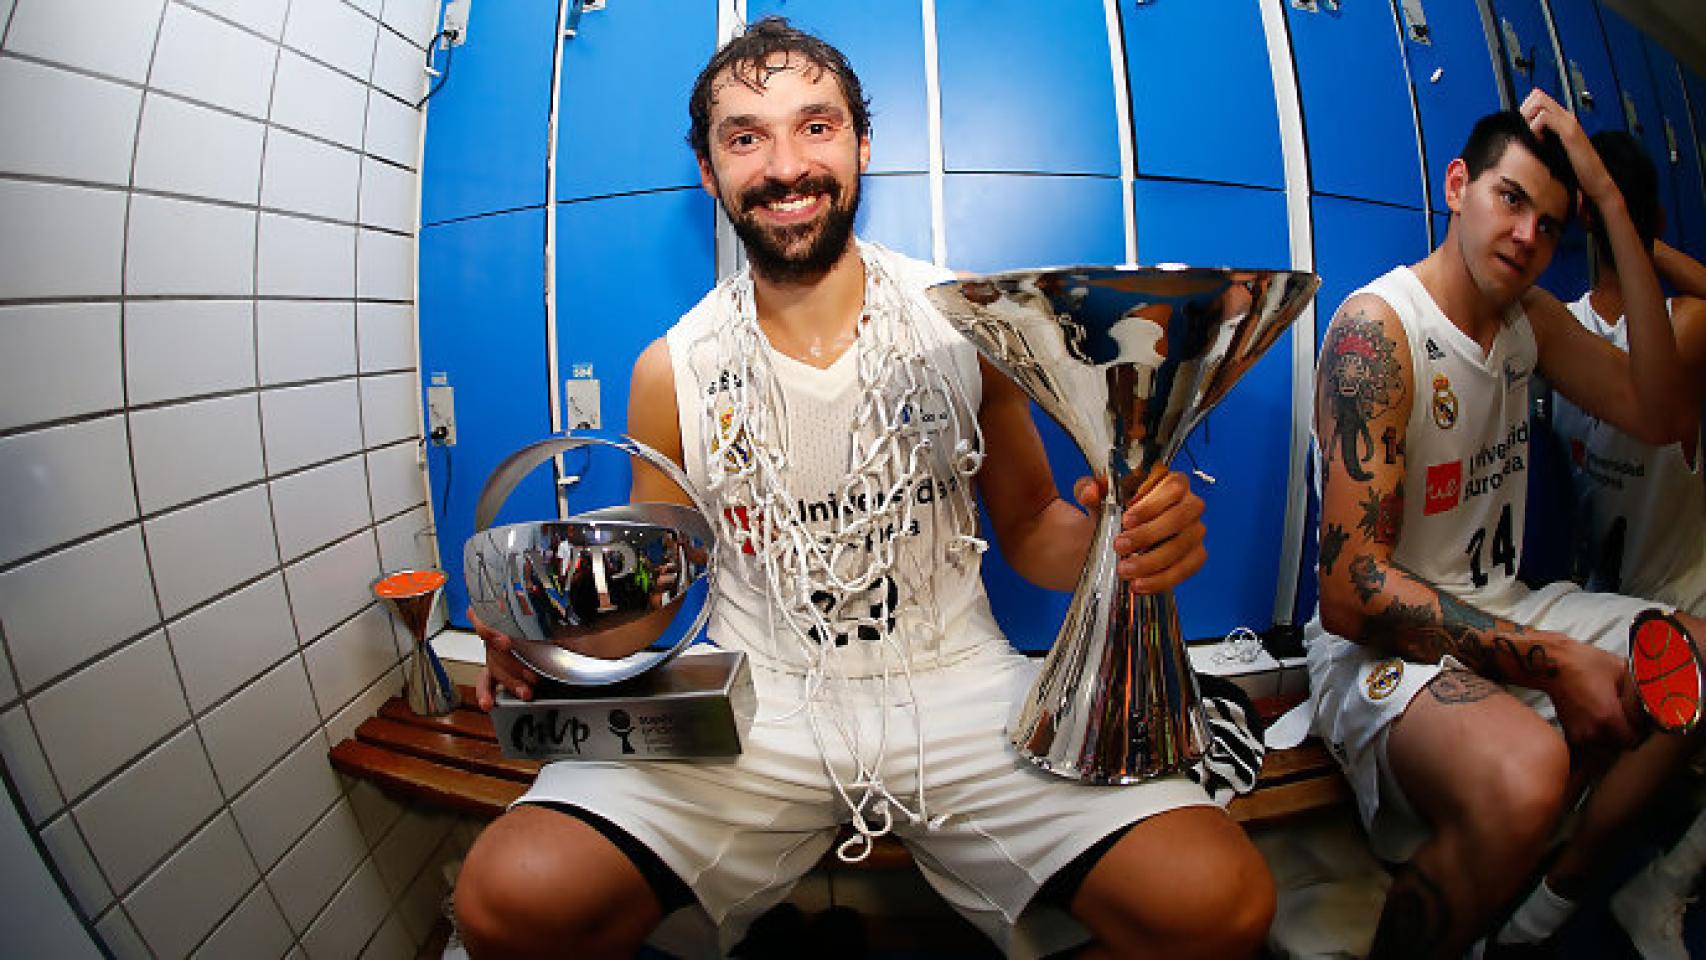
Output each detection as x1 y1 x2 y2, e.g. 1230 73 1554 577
863 240 954 292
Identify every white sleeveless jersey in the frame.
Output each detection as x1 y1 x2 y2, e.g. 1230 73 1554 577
1552 294 1706 613
665 244 1006 675
1311 266 1538 634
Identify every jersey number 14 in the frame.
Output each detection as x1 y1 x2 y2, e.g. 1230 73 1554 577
1466 503 1517 589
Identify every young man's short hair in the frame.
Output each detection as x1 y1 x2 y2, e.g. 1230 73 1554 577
1459 110 1580 223
686 17 872 162
1587 130 1660 266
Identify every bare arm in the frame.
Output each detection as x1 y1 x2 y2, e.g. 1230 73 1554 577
626 338 693 505
973 357 1206 594
1314 296 1636 747
1523 89 1691 446
1655 240 1706 298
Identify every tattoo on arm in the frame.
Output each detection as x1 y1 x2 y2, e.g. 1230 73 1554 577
1350 556 1558 687
1320 523 1349 575
1356 483 1404 545
1321 308 1404 484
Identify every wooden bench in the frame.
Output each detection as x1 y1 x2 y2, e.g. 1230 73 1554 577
329 685 1349 863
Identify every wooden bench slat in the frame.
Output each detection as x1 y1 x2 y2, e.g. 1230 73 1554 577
1228 770 1352 830
330 739 525 819
1256 740 1335 785
377 697 499 742
356 716 541 781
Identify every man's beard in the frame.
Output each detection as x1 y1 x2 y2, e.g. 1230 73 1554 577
724 173 860 284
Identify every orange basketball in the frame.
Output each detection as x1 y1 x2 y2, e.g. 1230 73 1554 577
1629 610 1702 734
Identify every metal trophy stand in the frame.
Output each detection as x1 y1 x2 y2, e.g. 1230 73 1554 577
372 568 459 716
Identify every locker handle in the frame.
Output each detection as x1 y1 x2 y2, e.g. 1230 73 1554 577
1623 91 1642 135
1568 61 1595 111
1287 0 1341 13
1398 0 1430 44
1500 19 1533 77
1664 118 1680 165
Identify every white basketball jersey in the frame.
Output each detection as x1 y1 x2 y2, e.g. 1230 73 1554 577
1552 294 1706 613
1331 267 1539 615
665 245 1006 675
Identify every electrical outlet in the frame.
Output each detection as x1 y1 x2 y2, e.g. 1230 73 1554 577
565 378 600 431
427 385 456 445
443 0 472 44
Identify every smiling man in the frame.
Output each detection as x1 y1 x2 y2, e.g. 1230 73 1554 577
1303 91 1704 959
452 18 1274 960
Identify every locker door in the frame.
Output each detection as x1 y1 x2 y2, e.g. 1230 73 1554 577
936 0 1121 175
1133 181 1293 641
1688 70 1706 259
419 0 557 225
418 210 555 626
1485 0 1567 104
552 190 716 517
1597 5 1680 249
746 0 930 175
1286 0 1427 209
1397 0 1504 216
1545 0 1622 133
1119 0 1282 190
554 2 716 201
1646 43 1706 257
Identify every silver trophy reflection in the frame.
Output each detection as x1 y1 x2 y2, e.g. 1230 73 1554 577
464 433 753 761
927 266 1318 783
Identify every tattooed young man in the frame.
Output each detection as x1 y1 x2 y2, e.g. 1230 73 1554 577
1303 89 1704 959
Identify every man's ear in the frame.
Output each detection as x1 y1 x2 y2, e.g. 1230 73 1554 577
858 134 871 174
1443 157 1469 214
698 156 719 200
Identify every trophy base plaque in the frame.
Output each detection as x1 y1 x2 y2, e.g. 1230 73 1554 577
492 650 755 761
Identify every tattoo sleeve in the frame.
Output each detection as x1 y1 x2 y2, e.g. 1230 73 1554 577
1351 554 1558 687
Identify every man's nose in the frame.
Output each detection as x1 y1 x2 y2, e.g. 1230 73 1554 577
765 134 808 182
1511 212 1538 244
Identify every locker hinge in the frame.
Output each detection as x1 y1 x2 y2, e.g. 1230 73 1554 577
1501 19 1533 77
1288 0 1341 13
1623 91 1642 134
1664 118 1680 165
1568 60 1595 112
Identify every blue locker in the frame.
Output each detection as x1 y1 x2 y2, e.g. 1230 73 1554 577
746 0 931 175
555 2 716 202
1688 70 1706 259
856 174 934 263
1645 43 1706 257
1546 0 1623 133
1597 5 1681 249
1118 0 1283 190
1132 180 1293 639
420 0 557 225
935 0 1121 175
942 174 1125 273
418 209 556 627
1485 0 1567 104
1286 0 1427 209
552 189 717 519
1293 197 1431 622
1398 0 1503 212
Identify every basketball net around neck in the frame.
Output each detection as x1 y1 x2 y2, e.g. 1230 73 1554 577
696 241 987 860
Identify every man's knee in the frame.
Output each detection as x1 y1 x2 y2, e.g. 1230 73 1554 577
1077 808 1275 957
454 806 661 959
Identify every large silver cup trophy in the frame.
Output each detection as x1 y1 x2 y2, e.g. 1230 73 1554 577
927 265 1319 783
463 433 753 761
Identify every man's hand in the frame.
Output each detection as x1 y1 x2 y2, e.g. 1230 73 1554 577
1542 635 1642 755
1520 88 1615 207
1073 469 1207 594
470 607 541 711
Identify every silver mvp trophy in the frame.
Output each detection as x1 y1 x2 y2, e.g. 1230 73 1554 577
926 265 1319 783
464 433 754 762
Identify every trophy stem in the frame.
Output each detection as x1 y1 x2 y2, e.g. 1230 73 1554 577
1009 496 1209 783
373 570 460 717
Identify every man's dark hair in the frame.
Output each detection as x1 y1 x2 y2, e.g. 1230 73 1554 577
1459 110 1579 222
1586 130 1660 266
686 17 871 162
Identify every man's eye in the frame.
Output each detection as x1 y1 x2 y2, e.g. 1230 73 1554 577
729 133 758 149
805 121 830 135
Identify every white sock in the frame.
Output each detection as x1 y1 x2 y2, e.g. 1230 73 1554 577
1495 878 1576 945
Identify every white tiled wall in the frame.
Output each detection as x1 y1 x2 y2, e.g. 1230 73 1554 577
0 2 472 956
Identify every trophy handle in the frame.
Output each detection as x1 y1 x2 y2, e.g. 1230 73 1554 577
468 431 719 686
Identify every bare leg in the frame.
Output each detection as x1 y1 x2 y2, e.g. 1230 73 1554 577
1070 805 1275 960
454 804 666 960
1369 672 1572 959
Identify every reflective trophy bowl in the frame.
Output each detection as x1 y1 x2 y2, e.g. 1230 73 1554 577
466 502 714 686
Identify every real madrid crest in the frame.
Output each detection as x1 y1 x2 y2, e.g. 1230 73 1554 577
1366 658 1404 701
1431 374 1458 430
